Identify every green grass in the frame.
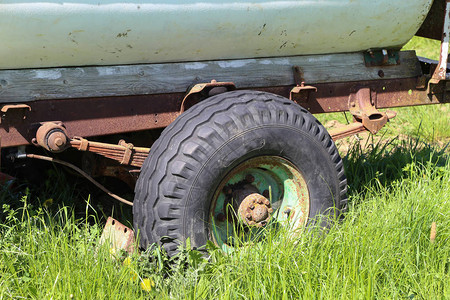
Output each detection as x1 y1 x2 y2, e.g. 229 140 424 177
1 139 449 299
1 37 449 298
403 36 441 61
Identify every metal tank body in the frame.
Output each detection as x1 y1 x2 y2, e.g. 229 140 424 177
0 0 433 69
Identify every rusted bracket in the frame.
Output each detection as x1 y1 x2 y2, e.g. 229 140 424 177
0 104 31 124
70 137 150 168
290 66 317 103
364 49 400 67
290 83 317 103
428 0 450 94
348 88 389 134
329 111 397 141
98 217 136 256
180 80 236 113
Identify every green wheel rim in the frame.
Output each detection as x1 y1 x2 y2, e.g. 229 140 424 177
209 156 310 252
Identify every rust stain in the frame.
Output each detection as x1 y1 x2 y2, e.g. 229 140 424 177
99 217 136 256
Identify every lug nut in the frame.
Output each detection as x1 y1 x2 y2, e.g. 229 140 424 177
245 174 255 183
216 213 226 222
223 186 232 195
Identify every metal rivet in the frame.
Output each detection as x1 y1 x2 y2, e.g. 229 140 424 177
245 174 255 183
223 186 232 195
216 213 226 222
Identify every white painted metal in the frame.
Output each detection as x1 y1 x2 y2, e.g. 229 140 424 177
0 0 433 69
435 1 450 80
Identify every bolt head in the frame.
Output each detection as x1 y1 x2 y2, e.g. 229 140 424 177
245 174 255 183
54 137 63 147
216 213 226 222
223 186 232 195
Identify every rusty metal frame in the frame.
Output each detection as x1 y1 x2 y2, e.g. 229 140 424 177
0 93 182 148
1 76 449 149
180 80 236 113
429 0 450 92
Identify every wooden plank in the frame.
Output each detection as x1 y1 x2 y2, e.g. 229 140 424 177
0 51 421 103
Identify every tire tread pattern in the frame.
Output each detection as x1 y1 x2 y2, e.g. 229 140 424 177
134 91 347 254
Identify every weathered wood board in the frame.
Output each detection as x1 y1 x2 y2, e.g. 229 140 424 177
0 51 421 103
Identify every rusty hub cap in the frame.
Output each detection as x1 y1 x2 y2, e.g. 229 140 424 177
238 193 273 227
35 122 69 152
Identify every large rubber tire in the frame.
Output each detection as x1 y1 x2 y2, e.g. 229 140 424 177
133 90 347 255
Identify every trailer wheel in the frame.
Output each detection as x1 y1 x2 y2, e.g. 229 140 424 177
133 90 347 255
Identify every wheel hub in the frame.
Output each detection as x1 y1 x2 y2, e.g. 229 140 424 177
238 193 273 227
210 156 310 251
